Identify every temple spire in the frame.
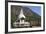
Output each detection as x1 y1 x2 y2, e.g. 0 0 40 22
18 8 25 19
20 8 23 14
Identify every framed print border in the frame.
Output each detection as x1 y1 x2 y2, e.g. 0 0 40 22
5 1 45 33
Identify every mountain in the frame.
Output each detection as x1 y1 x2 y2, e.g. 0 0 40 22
11 5 40 17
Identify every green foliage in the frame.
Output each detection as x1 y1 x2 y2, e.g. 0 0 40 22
11 14 41 23
25 14 41 22
11 16 17 23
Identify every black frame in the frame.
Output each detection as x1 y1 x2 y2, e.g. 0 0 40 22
5 1 45 33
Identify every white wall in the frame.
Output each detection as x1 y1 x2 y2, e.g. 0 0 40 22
0 0 46 34
8 0 45 2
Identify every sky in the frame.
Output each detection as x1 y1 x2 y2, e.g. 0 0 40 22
28 6 41 16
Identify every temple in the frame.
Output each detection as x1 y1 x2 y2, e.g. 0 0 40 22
13 8 30 28
18 8 25 24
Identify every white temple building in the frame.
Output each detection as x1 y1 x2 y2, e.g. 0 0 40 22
18 8 26 24
18 8 25 19
13 8 30 27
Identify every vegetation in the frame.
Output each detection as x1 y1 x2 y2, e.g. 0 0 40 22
25 14 41 21
11 16 17 23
